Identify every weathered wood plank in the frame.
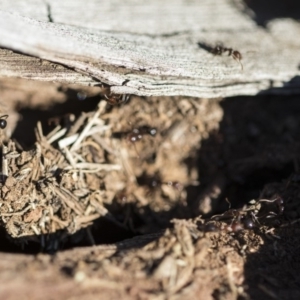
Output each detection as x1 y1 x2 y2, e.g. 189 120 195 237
0 1 299 97
0 0 255 34
0 48 94 84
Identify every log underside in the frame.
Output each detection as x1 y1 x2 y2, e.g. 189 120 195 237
0 0 299 97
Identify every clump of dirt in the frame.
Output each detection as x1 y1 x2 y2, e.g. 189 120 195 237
0 84 223 250
0 78 300 299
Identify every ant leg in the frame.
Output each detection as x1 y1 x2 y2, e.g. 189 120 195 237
236 59 244 71
232 51 243 70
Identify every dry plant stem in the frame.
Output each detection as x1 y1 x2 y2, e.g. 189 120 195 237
1 144 8 180
1 205 32 216
47 127 66 144
58 125 110 149
66 113 88 137
119 147 137 183
53 186 84 215
76 213 102 225
65 163 121 172
63 146 77 168
58 134 78 149
92 134 117 155
35 121 44 142
70 102 106 152
46 124 62 140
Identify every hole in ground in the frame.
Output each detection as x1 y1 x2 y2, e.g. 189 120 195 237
12 88 101 148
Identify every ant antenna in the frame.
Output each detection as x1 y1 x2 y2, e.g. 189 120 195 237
225 198 231 209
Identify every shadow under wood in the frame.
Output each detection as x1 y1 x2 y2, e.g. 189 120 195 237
190 93 300 217
189 93 300 297
243 0 300 27
11 87 101 148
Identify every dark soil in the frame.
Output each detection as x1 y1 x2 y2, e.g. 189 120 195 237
0 77 299 299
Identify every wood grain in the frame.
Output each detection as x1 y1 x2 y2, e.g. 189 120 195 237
0 0 299 97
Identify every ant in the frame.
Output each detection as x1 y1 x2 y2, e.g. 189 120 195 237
0 115 8 130
104 93 130 106
112 125 157 158
211 44 243 70
48 113 75 128
127 126 157 157
201 210 255 233
210 208 255 233
203 196 285 234
148 179 183 192
102 85 129 106
127 126 157 143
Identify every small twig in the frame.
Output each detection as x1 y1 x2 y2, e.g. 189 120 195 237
76 213 101 224
50 215 69 228
52 186 84 215
47 127 67 144
64 163 121 173
63 146 77 168
66 113 87 137
58 125 110 149
58 134 78 149
1 205 32 216
92 134 117 155
35 121 44 142
1 144 8 180
70 102 106 152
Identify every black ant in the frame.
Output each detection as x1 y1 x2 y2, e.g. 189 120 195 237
127 126 157 157
202 196 285 234
202 211 255 234
127 126 157 143
147 178 183 192
48 113 75 128
112 125 157 158
0 115 8 130
210 208 254 232
211 44 243 70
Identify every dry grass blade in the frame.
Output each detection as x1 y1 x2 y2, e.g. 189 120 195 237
0 101 125 246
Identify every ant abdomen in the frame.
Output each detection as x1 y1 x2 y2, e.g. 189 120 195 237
0 115 8 129
243 218 255 229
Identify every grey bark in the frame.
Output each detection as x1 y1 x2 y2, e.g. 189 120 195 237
0 0 299 97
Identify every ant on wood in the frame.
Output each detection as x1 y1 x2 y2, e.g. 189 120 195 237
101 85 130 106
197 42 243 70
211 44 243 70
